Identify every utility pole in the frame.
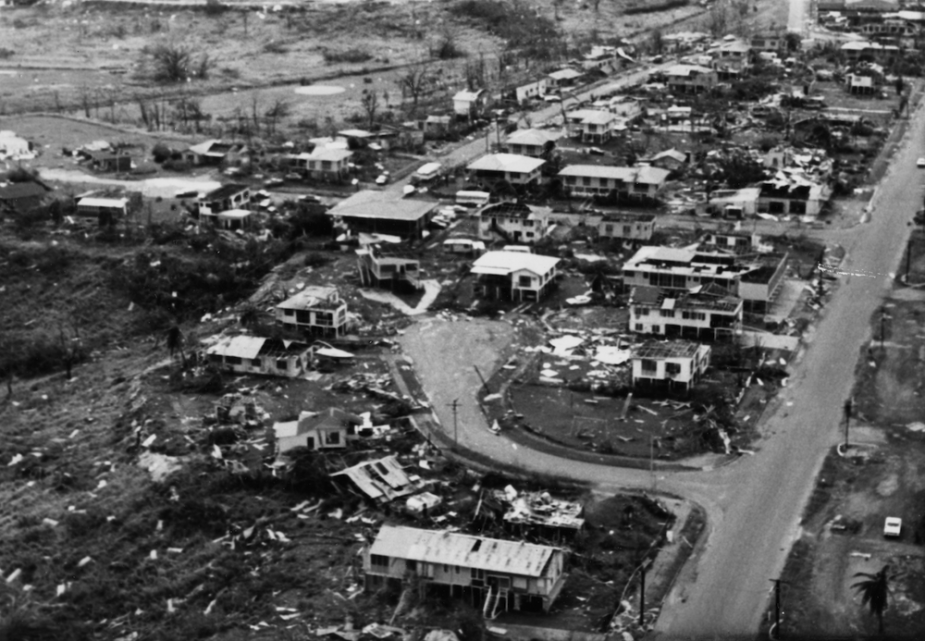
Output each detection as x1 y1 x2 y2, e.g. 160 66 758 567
843 397 852 450
448 399 459 450
880 305 887 351
769 578 783 640
639 561 649 628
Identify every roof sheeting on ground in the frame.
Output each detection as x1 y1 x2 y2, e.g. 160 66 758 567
331 455 421 501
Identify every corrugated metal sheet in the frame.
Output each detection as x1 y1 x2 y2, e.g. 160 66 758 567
369 525 557 577
331 455 419 501
206 335 265 360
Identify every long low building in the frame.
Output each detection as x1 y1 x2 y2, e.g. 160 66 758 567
558 165 670 199
364 525 568 614
205 335 312 378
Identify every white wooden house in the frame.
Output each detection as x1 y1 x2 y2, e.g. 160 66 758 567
470 251 559 302
364 525 568 615
630 340 711 391
275 286 348 337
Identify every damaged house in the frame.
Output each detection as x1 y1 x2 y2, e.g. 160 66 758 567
630 340 712 391
275 286 348 337
505 128 564 157
471 250 560 302
758 175 831 216
622 246 789 314
356 244 422 291
597 212 655 242
628 284 743 341
477 201 551 244
205 335 312 378
273 408 364 455
198 184 251 217
364 525 568 615
332 455 425 502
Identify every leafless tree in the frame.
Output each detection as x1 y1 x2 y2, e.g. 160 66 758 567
264 97 291 135
360 89 380 129
397 61 434 117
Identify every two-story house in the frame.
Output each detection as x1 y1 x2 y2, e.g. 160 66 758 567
356 245 423 291
197 183 251 216
275 286 349 337
597 213 655 242
478 201 551 244
630 340 712 391
663 64 717 94
471 250 559 302
629 285 743 341
364 525 568 615
509 77 548 104
289 148 353 181
453 89 488 119
505 128 564 157
557 165 670 200
467 154 545 187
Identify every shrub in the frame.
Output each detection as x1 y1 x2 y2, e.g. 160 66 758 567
204 0 226 15
322 48 373 64
151 142 172 163
263 40 288 54
624 0 689 14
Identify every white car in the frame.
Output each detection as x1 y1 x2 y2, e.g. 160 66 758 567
884 516 902 538
917 158 925 168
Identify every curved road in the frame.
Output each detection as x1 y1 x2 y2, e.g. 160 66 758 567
399 98 925 637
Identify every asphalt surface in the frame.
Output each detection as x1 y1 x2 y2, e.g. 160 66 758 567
399 96 925 637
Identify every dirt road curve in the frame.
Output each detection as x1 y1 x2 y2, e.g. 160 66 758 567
400 99 925 637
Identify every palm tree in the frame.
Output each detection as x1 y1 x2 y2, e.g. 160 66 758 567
852 564 891 634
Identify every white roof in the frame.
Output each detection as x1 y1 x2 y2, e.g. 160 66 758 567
216 209 252 219
471 250 559 277
453 89 484 101
277 286 341 311
664 64 713 77
369 525 559 577
548 68 583 80
558 164 670 185
206 335 266 360
505 128 564 146
305 147 352 162
330 190 436 222
467 154 545 174
77 197 128 208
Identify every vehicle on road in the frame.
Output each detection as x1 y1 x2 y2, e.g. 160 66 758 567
411 162 443 185
917 157 925 168
884 516 902 538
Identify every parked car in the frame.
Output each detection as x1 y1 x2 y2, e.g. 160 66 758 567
883 516 902 538
916 157 925 168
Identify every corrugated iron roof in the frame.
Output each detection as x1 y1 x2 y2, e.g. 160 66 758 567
369 525 558 577
206 335 266 360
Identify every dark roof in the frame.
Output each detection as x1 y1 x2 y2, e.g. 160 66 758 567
202 183 250 201
0 182 48 201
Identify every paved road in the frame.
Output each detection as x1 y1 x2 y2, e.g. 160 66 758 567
400 98 925 637
382 62 667 197
788 0 808 34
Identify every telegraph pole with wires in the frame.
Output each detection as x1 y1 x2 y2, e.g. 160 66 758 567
448 399 460 450
769 578 784 640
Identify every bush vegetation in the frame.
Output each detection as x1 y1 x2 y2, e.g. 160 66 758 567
450 0 562 60
624 0 689 14
322 48 373 64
